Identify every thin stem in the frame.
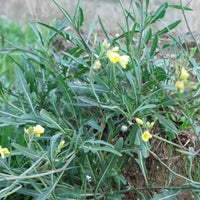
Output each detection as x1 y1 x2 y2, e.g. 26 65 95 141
180 0 200 53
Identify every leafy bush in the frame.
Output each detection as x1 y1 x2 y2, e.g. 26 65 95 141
0 0 199 199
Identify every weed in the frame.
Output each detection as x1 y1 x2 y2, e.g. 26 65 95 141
0 0 199 199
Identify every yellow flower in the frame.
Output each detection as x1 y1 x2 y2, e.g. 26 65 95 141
175 80 184 92
135 118 143 126
0 146 10 159
142 131 152 142
34 125 45 137
118 55 129 69
107 50 120 64
93 60 101 69
180 67 189 80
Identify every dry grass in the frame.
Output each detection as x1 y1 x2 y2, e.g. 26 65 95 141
0 0 199 34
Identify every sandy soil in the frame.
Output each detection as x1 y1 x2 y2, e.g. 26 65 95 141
0 0 199 33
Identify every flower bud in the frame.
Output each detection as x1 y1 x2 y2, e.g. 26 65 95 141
103 40 110 50
135 118 143 126
93 60 101 69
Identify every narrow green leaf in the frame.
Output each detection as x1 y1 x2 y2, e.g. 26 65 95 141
37 22 65 38
98 16 109 39
29 24 44 46
168 4 193 11
135 151 148 185
132 104 157 116
15 66 36 114
80 139 122 156
56 76 77 119
144 28 152 45
17 188 39 197
77 7 84 30
153 113 178 138
36 179 59 200
152 189 180 200
85 146 122 156
150 35 158 55
52 0 73 24
12 143 42 160
50 133 62 160
155 20 181 36
40 109 65 132
147 2 168 24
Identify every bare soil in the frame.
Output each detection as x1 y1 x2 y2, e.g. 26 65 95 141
123 133 199 199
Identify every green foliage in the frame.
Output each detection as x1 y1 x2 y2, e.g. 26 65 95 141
0 18 36 81
0 0 200 199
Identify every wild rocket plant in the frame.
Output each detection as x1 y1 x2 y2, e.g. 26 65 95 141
0 0 199 199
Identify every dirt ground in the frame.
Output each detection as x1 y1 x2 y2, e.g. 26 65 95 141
0 0 199 33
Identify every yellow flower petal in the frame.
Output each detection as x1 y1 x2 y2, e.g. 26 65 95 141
1 152 5 159
34 125 45 137
136 118 143 126
107 50 120 64
35 133 41 137
175 80 184 91
118 55 129 69
1 148 10 154
0 146 10 159
180 67 189 80
142 131 152 142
